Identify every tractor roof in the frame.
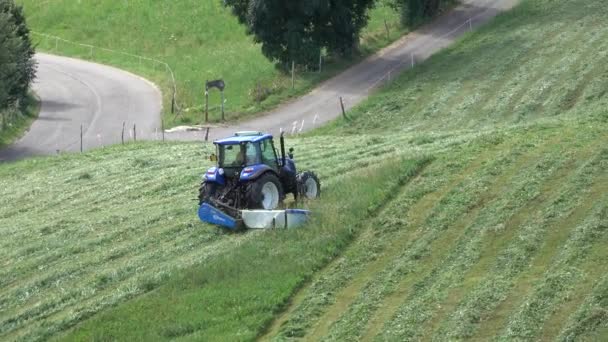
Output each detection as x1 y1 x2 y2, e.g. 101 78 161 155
214 132 273 145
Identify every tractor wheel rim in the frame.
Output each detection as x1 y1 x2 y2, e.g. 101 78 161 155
304 178 318 198
261 182 279 209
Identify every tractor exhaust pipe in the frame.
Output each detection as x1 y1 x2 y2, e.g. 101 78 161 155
280 132 286 166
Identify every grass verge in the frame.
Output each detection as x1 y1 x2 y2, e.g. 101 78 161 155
0 95 39 149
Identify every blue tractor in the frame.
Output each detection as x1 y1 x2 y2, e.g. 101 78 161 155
198 131 320 228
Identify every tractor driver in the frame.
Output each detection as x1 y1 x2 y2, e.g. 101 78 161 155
234 143 258 166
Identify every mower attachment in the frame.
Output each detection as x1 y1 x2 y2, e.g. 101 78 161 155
198 203 239 230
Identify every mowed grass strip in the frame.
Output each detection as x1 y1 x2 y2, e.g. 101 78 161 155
344 128 574 341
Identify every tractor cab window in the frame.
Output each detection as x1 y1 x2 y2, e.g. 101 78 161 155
245 142 261 165
219 143 260 168
261 139 278 168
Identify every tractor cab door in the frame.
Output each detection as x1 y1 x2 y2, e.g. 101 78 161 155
261 139 279 171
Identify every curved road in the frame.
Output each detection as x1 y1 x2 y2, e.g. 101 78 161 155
0 0 516 161
0 53 162 161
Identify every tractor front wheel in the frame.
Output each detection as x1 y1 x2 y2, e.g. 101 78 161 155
297 171 321 199
246 173 284 210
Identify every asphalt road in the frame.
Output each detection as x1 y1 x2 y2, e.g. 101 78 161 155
0 53 162 161
167 0 519 142
0 0 517 161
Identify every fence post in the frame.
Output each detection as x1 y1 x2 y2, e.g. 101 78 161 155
220 91 225 121
204 81 209 123
80 124 83 153
121 122 125 144
384 18 390 40
205 127 210 142
319 51 323 73
340 97 347 120
411 53 415 68
291 61 295 89
133 124 137 142
161 120 165 142
171 91 176 114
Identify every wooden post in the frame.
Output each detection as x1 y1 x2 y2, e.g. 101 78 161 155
161 120 165 142
171 91 175 114
291 61 295 89
205 127 210 142
384 18 390 40
80 124 83 153
204 81 209 123
340 97 347 120
221 90 225 121
121 122 125 144
319 51 322 73
133 124 137 142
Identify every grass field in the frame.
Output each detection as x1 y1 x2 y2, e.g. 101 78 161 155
16 0 405 126
1 0 608 340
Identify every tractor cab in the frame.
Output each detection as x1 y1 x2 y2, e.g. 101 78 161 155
209 131 296 184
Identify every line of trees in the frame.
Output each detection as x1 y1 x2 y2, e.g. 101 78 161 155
223 0 451 68
0 0 36 129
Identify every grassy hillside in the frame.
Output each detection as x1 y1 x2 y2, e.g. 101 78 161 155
17 0 405 125
1 0 608 340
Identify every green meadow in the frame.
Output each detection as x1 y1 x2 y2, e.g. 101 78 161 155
1 0 607 340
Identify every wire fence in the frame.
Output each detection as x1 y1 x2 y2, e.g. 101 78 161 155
31 31 180 114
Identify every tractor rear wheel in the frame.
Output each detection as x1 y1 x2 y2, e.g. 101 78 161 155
199 182 218 205
297 171 321 199
246 173 284 210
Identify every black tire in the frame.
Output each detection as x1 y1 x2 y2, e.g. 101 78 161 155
198 182 218 205
297 171 321 199
245 173 285 210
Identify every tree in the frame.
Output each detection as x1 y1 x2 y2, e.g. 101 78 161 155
0 0 36 110
224 0 376 68
388 0 445 26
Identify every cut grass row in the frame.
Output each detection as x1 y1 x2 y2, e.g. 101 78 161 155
1 126 458 341
2 0 608 339
59 158 430 341
262 123 606 342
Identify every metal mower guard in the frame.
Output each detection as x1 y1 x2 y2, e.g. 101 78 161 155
198 203 240 230
198 202 311 230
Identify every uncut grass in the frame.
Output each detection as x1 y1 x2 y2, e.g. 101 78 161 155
17 0 405 125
